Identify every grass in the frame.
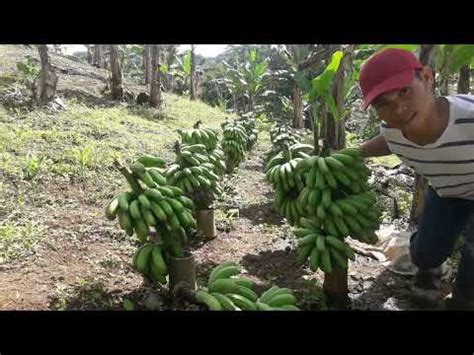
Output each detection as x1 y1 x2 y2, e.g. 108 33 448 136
0 94 235 178
50 277 117 310
0 220 47 264
0 78 236 263
0 93 236 190
369 154 402 168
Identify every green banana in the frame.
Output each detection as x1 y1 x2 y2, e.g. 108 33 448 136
196 290 223 311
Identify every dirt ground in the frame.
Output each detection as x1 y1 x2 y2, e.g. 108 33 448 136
0 135 456 311
0 45 457 310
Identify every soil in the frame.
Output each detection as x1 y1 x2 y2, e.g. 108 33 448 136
0 137 456 310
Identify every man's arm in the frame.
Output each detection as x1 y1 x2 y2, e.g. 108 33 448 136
360 134 392 158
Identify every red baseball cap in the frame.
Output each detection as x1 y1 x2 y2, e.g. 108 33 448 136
360 48 423 110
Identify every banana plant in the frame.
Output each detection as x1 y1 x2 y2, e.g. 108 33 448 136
159 45 178 92
221 48 268 113
435 44 474 94
221 60 247 113
292 50 344 152
278 45 321 128
168 50 192 95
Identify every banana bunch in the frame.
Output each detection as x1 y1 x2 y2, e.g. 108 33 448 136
236 116 258 151
265 143 313 191
178 122 220 151
295 147 381 244
196 261 259 311
297 147 369 193
132 243 168 284
294 217 356 273
105 155 197 245
265 144 313 224
207 143 227 176
272 132 300 149
269 123 301 143
165 143 223 206
173 142 211 167
195 261 299 311
256 286 299 311
274 189 303 225
178 126 226 176
266 124 302 164
221 122 248 168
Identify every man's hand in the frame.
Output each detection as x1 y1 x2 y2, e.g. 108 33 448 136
360 134 392 158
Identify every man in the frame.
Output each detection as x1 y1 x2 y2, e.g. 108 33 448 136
359 48 474 310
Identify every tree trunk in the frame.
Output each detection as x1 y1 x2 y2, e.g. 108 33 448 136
144 45 152 85
93 45 103 68
232 94 238 114
143 45 148 85
438 46 452 96
119 49 125 75
149 45 162 108
247 93 254 113
439 75 450 95
292 83 303 128
325 46 348 151
109 45 123 100
85 45 93 64
320 45 333 152
323 267 350 309
143 46 147 85
322 45 349 308
163 45 177 92
311 104 320 155
457 64 471 94
193 71 201 100
36 45 58 104
409 44 437 229
190 45 196 100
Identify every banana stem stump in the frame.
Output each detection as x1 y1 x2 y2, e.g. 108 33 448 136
323 267 350 310
196 208 216 239
169 252 197 293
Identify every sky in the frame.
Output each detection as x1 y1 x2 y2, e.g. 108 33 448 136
61 45 230 58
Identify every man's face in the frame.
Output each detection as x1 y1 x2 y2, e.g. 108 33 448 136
372 67 435 141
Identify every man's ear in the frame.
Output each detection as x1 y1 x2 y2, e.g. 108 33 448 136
421 65 434 84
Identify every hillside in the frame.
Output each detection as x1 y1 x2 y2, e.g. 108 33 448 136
0 45 238 309
0 45 461 311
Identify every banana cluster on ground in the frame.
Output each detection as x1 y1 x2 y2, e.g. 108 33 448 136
265 143 313 224
195 261 299 311
256 286 299 311
295 147 381 244
132 243 169 284
221 121 248 170
105 154 197 246
165 143 223 208
294 217 356 273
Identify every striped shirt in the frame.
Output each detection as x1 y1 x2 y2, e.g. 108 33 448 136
380 94 474 200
